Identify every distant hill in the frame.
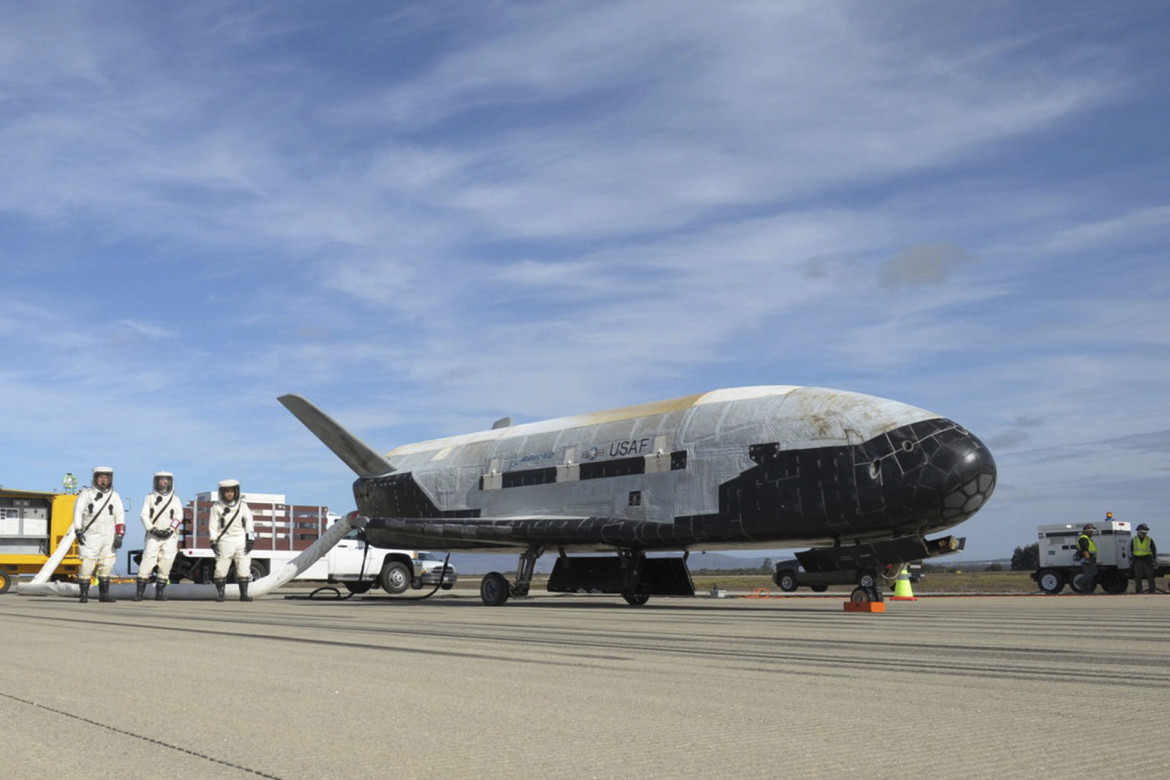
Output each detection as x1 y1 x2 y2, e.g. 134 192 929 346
934 558 1011 570
442 550 773 576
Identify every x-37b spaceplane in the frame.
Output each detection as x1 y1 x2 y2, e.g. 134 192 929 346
280 386 996 606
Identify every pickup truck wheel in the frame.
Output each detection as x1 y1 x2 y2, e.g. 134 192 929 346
0 569 11 594
191 561 212 584
343 581 373 594
379 561 411 594
858 570 877 589
480 572 510 606
249 560 269 581
1037 569 1065 594
776 571 798 592
809 585 828 593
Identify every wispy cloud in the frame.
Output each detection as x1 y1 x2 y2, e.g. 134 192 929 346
2 1 1169 557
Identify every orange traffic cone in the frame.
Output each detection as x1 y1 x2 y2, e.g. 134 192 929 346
889 566 918 601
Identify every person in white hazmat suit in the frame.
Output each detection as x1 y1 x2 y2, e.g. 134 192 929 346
72 466 126 603
209 479 257 602
135 471 183 601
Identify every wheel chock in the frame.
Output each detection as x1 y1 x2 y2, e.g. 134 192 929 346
739 587 771 599
843 601 885 613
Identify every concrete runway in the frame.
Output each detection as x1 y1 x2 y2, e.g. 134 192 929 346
4 590 1170 779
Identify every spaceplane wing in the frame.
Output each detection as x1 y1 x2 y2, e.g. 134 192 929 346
279 386 995 605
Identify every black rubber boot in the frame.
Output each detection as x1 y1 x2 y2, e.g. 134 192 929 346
79 581 90 603
214 579 226 602
134 579 147 601
155 581 167 601
98 578 116 603
239 579 253 602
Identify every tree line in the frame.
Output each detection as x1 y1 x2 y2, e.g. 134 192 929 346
1010 542 1039 571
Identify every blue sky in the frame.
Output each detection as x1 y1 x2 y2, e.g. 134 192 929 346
2 1 1169 561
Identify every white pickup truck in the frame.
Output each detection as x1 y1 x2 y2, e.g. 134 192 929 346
131 530 457 595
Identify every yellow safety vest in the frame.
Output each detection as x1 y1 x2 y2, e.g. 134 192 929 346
1077 534 1098 557
1133 535 1153 557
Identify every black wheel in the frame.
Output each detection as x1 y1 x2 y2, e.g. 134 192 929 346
168 559 192 584
343 581 374 594
1036 569 1065 595
0 569 11 594
809 585 828 593
379 561 412 594
191 561 212 584
440 583 454 590
858 570 877 589
1070 573 1097 594
622 591 650 606
249 560 269 581
480 572 510 606
850 586 883 602
1099 570 1129 594
776 571 798 592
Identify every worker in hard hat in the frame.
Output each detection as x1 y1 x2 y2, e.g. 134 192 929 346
1130 523 1158 594
209 479 257 602
136 472 183 601
1075 523 1099 593
72 466 126 603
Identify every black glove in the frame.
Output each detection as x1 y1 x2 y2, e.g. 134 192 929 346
113 534 124 550
211 543 220 556
76 531 86 546
245 538 255 554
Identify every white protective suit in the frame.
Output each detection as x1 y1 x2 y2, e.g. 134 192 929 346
73 485 125 579
138 489 183 581
210 498 256 581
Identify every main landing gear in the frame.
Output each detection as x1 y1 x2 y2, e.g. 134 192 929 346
479 546 543 606
616 548 652 606
479 547 688 606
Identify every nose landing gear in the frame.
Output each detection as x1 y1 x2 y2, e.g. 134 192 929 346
849 584 884 603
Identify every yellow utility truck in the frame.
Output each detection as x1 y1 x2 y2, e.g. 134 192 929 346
0 488 80 593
